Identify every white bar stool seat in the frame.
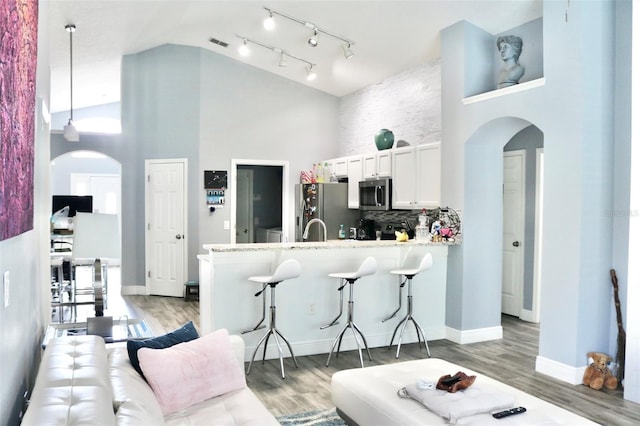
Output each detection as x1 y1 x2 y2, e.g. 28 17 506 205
245 258 301 379
325 256 377 368
385 252 433 358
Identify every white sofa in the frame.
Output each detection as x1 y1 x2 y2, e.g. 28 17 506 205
22 335 279 425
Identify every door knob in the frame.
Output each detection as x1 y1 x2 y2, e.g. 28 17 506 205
512 241 520 247
244 229 248 234
176 234 182 240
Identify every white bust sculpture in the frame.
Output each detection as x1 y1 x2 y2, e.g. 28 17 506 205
497 35 525 89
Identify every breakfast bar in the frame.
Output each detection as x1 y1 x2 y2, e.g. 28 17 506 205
199 240 455 361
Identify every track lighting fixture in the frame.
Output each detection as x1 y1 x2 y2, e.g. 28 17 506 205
343 43 354 60
63 24 79 142
306 65 317 81
263 11 275 31
308 28 318 47
238 38 250 57
263 7 355 57
278 51 288 67
236 35 316 81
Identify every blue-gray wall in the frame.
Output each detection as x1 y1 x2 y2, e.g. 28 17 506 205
440 0 618 376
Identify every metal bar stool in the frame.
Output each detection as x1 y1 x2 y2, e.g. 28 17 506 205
385 252 433 358
245 259 301 379
325 256 377 368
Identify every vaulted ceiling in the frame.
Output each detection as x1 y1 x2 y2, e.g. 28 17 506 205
46 1 542 113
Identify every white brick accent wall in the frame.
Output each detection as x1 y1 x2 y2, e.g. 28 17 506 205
338 58 442 157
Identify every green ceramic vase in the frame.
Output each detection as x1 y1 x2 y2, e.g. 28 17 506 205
374 129 394 150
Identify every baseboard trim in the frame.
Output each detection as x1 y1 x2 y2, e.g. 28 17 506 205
120 285 147 296
535 355 585 385
445 325 503 344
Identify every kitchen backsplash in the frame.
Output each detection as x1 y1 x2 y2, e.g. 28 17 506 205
362 207 462 238
362 209 440 231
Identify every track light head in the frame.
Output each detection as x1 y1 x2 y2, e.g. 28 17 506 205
238 39 250 57
278 52 288 67
263 11 275 31
343 43 354 59
306 65 317 81
308 29 318 47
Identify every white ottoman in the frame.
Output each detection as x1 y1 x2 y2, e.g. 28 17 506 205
331 358 598 425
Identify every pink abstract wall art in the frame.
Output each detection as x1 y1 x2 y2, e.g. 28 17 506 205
0 0 38 240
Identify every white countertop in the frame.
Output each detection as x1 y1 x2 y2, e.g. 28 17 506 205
203 238 459 252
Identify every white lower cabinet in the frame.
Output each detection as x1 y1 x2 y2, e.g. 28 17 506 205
391 143 441 209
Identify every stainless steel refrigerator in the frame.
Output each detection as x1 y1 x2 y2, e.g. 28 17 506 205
295 183 359 242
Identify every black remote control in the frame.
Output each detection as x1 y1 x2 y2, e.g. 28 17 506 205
492 407 526 419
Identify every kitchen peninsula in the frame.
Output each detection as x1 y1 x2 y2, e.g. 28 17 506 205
199 239 456 361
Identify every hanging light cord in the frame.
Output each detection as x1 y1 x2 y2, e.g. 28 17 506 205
66 24 75 121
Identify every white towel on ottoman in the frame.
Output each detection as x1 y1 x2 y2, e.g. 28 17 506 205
402 383 516 424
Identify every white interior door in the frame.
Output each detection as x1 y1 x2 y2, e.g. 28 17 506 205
236 169 253 243
502 151 525 317
145 159 187 297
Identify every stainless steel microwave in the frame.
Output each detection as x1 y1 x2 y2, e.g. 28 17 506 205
359 178 392 211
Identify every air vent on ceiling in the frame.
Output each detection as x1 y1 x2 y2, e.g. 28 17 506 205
209 37 229 48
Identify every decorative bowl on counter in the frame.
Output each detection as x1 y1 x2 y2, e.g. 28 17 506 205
374 129 394 150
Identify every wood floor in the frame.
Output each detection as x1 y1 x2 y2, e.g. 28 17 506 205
119 294 640 425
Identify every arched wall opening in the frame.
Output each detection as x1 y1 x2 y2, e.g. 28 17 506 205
50 150 122 220
455 116 544 335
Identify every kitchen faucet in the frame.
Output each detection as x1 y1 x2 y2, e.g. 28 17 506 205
302 218 327 242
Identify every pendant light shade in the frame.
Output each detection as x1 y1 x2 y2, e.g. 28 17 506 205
64 119 79 141
64 24 79 142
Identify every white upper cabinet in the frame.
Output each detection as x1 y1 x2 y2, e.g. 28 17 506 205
363 151 392 179
328 157 349 178
391 147 416 209
415 143 441 208
391 142 441 209
347 155 363 209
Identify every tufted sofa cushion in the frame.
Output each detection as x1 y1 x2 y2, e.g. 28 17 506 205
108 346 164 425
22 333 280 426
22 336 115 426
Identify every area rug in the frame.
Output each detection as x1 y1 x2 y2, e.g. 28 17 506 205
277 407 346 426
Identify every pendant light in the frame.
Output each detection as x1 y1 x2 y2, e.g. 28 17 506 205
63 24 79 142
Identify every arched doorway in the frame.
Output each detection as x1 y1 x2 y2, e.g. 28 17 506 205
50 150 121 219
50 150 123 320
457 117 544 335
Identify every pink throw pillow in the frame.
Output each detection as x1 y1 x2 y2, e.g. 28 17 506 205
138 328 246 415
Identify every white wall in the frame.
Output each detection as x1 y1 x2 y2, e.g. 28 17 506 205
338 59 441 156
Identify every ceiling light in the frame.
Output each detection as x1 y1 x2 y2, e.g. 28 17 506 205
263 11 275 31
343 43 354 59
63 24 79 142
236 35 314 80
306 65 317 81
238 39 250 57
278 52 288 67
308 29 318 47
263 7 354 58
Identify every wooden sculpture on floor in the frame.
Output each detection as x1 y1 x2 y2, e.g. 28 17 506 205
610 269 626 384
